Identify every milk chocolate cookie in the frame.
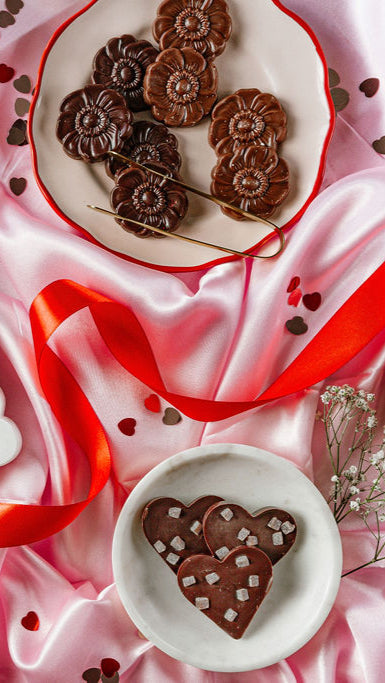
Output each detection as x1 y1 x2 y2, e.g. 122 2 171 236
142 495 223 572
203 503 297 565
178 546 273 639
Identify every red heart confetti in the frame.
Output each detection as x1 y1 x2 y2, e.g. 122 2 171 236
285 316 308 335
100 658 120 677
178 546 273 639
9 177 27 196
287 288 302 307
0 63 15 82
117 418 136 436
303 292 322 311
82 669 101 683
162 407 182 425
359 77 380 98
203 502 297 566
144 394 161 412
287 276 300 293
21 611 40 631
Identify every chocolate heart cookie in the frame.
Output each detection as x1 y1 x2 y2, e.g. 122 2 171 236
203 503 297 565
178 546 273 639
142 495 223 573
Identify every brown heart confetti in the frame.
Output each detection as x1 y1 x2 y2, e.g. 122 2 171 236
0 63 15 82
6 0 24 14
359 77 379 98
203 503 297 566
288 288 301 307
331 87 350 112
82 669 101 683
285 316 308 335
303 292 322 311
178 546 273 639
118 418 136 436
0 10 15 27
373 136 385 154
101 674 119 683
142 495 223 574
328 68 340 89
287 275 300 293
144 394 161 413
21 611 40 631
162 407 182 425
15 97 30 117
101 658 120 677
7 119 28 146
9 177 26 196
13 74 31 94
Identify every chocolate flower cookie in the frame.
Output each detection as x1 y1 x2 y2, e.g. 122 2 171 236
144 47 217 127
56 85 133 163
111 161 188 237
106 120 181 179
209 88 287 155
211 146 289 220
92 34 158 111
153 0 232 61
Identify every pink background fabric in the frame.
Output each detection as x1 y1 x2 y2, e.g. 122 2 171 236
1 1 385 680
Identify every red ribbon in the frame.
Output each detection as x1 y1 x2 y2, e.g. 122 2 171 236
1 265 385 547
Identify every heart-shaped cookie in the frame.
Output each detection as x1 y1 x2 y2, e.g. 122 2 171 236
142 495 223 573
203 503 297 565
178 546 273 639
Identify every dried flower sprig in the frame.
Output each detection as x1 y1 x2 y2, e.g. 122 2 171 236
320 384 385 576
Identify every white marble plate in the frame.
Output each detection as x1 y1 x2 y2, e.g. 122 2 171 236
30 0 334 271
112 443 342 671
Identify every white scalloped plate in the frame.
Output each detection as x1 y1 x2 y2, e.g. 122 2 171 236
30 0 334 271
112 444 342 671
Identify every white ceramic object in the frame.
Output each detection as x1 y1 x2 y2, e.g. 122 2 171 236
112 443 342 672
0 388 23 467
30 0 334 271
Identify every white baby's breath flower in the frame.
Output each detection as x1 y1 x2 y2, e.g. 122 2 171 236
350 500 360 511
349 486 360 495
321 392 331 404
358 389 366 398
367 415 378 429
349 465 358 474
379 515 385 522
331 475 339 483
367 393 375 402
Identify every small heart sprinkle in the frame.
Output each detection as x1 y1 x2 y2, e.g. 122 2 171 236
9 177 26 196
328 68 340 88
101 674 119 683
7 119 28 146
6 0 24 14
162 407 182 425
118 417 136 436
13 74 31 94
285 316 308 335
82 669 101 683
373 136 385 155
0 63 15 82
15 97 30 117
359 77 379 98
100 658 120 677
144 394 161 413
21 611 39 631
287 276 300 293
287 288 302 307
331 87 350 112
303 292 322 311
0 10 15 27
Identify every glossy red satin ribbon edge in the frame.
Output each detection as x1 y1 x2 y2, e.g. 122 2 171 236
1 263 384 547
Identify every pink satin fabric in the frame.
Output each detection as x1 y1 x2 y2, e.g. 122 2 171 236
1 1 385 680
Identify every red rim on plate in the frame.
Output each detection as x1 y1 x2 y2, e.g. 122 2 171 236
28 0 335 273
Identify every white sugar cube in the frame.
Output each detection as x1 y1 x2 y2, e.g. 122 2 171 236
166 552 180 565
220 507 234 521
154 540 166 553
182 575 196 587
205 572 220 585
215 546 230 560
190 520 202 536
195 596 210 610
246 535 258 546
236 588 249 601
248 574 259 587
267 517 282 531
170 535 185 551
237 527 250 541
235 554 250 568
168 507 182 518
224 608 238 622
281 521 296 535
272 531 284 546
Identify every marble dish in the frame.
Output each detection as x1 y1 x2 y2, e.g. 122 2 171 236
112 443 342 671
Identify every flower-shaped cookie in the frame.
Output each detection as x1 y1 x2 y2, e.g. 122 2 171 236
56 85 133 163
143 47 217 127
0 388 22 467
92 34 159 111
211 146 289 220
153 0 232 61
105 120 181 179
111 161 188 237
209 89 287 155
